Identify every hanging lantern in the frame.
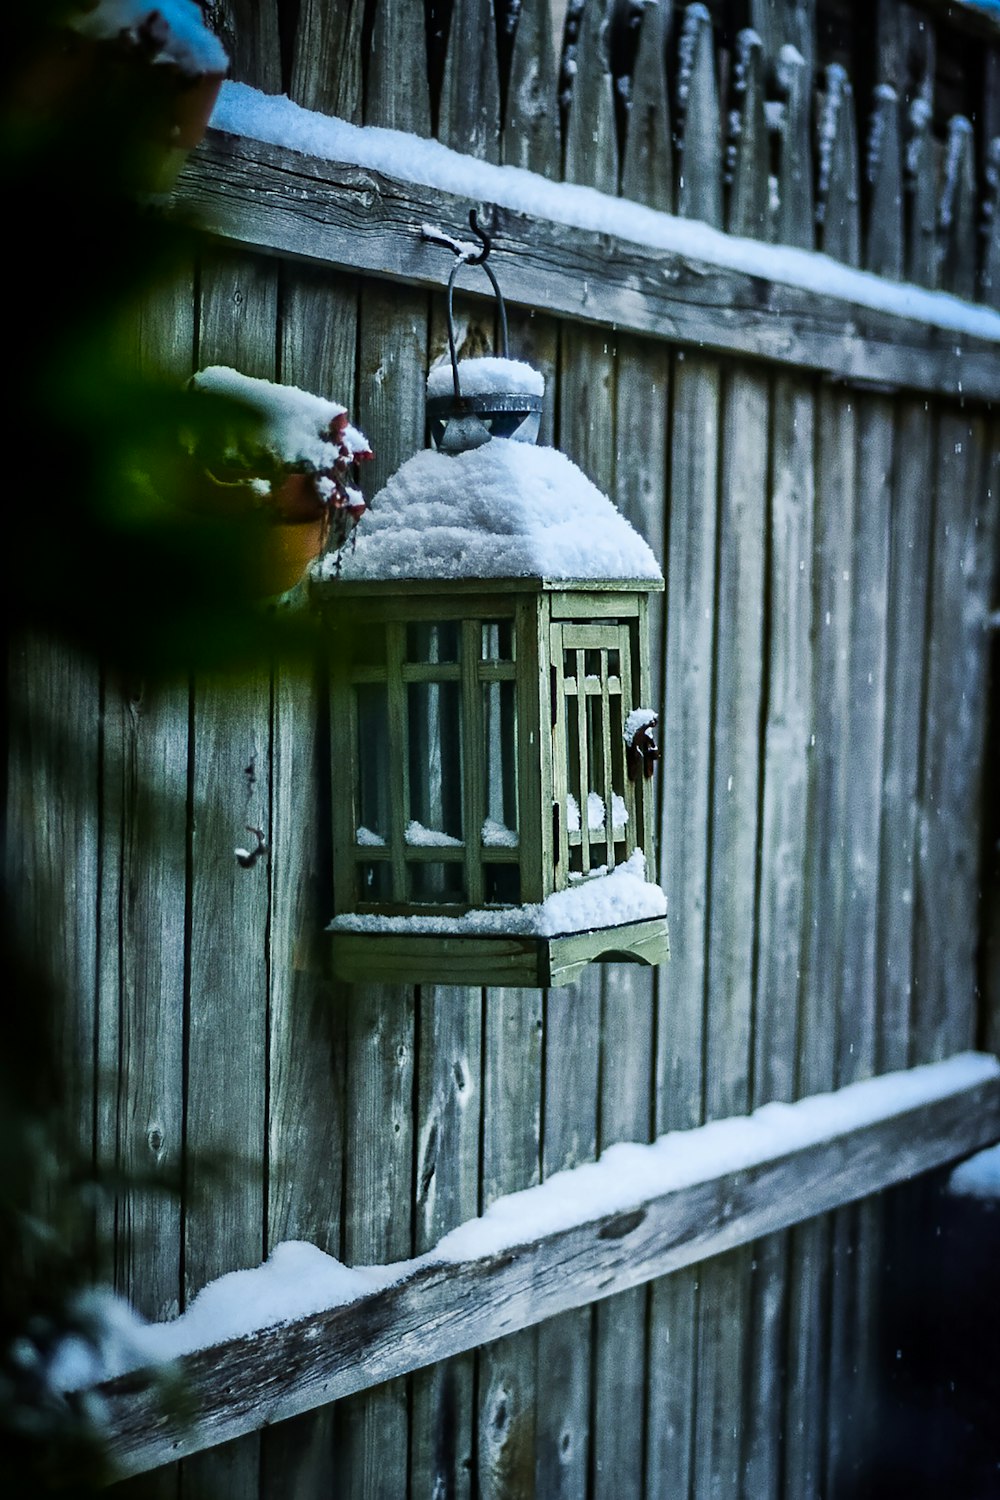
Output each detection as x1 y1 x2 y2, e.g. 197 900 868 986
313 222 669 987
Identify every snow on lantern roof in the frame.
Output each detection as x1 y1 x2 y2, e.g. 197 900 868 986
320 438 662 586
188 365 370 471
426 357 545 400
71 0 230 76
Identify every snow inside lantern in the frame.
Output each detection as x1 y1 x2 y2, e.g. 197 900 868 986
313 241 668 987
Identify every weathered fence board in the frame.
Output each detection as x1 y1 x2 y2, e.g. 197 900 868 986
476 989 543 1500
173 134 1000 401
97 1064 1000 1478
410 984 482 1498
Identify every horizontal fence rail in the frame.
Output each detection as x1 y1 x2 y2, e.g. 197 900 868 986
98 1058 1000 1479
175 124 1000 399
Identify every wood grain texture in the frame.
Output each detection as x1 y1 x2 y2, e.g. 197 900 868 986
876 400 933 1073
477 988 543 1500
289 0 364 120
369 0 431 137
334 983 414 1500
915 409 998 1060
676 1 722 227
534 976 600 1498
99 1066 1000 1477
171 134 1000 400
99 674 189 1326
6 636 100 1206
786 382 857 1500
825 392 893 1495
562 0 618 192
695 364 768 1497
439 0 501 162
939 115 977 301
503 0 560 175
865 82 903 279
410 985 482 1500
620 0 672 212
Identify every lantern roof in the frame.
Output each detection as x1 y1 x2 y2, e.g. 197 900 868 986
318 438 663 587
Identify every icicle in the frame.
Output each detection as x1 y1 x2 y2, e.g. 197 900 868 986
867 82 897 188
816 62 848 227
940 115 973 230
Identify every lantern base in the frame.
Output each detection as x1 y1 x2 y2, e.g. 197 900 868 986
330 915 669 989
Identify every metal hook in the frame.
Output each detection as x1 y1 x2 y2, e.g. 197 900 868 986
422 208 509 399
465 209 491 265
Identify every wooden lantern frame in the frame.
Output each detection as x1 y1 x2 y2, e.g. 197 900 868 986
317 572 668 988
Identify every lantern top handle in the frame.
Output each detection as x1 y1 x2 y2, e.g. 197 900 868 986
424 211 510 401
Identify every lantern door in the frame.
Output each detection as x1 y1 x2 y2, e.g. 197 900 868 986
549 607 656 889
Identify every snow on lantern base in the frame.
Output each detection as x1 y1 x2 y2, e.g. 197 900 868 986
313 332 668 987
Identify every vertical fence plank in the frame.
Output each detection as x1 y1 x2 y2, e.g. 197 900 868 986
817 63 861 265
726 29 768 239
534 982 600 1498
290 0 364 118
369 0 432 136
503 0 560 173
562 0 618 192
439 0 501 160
743 380 815 1500
915 408 998 1061
982 136 1000 309
866 85 903 279
774 34 815 250
646 346 718 1500
905 87 939 288
825 393 893 1498
7 635 100 1207
877 402 934 1073
210 0 281 92
675 2 722 227
101 674 189 1500
334 984 414 1499
645 15 723 1493
742 28 817 1493
180 247 278 1500
620 0 673 211
939 115 977 301
786 384 858 1500
328 51 433 1494
478 989 543 1500
259 260 358 1499
695 360 768 1499
410 986 482 1499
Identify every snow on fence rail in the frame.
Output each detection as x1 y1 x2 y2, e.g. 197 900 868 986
170 80 1000 401
86 1054 1000 1480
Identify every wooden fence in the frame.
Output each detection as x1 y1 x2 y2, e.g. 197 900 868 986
7 0 1000 1496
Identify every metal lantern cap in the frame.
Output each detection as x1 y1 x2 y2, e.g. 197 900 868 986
425 213 543 454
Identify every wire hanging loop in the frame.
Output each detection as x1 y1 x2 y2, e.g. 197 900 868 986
442 210 510 400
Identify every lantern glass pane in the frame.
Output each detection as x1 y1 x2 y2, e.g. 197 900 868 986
410 862 466 903
355 684 390 843
484 863 520 905
357 861 391 901
407 621 460 663
481 620 514 661
407 681 464 842
352 622 386 667
482 680 518 846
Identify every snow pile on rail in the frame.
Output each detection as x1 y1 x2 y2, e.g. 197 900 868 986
45 1051 999 1392
210 81 1000 344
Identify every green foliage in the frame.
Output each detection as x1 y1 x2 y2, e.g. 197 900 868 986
0 5 308 1490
